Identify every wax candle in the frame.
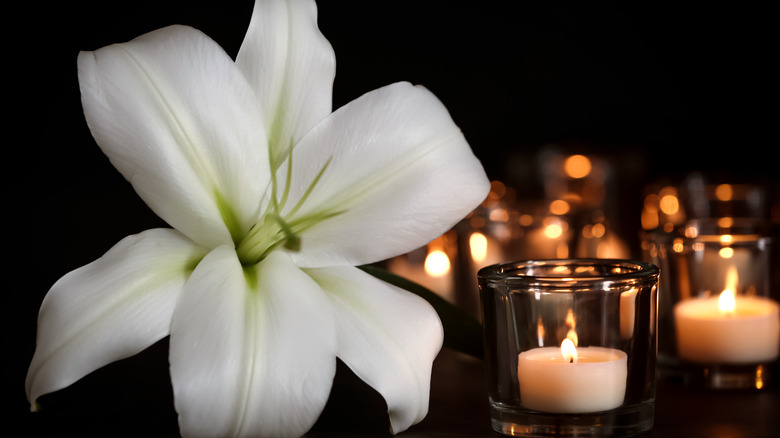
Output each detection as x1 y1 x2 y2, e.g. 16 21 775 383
674 291 780 364
517 340 627 413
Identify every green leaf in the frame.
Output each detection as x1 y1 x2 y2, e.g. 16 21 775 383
359 264 484 360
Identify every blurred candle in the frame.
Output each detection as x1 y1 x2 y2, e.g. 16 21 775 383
674 267 780 364
388 247 454 301
524 218 569 259
469 231 504 267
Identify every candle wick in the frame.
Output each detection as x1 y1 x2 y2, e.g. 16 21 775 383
569 357 574 364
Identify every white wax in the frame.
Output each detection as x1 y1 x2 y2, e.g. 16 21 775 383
516 347 627 413
674 296 780 364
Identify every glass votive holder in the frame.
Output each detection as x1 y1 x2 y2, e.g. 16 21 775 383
478 259 659 437
649 218 779 389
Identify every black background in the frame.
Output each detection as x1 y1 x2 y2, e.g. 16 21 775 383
5 1 777 435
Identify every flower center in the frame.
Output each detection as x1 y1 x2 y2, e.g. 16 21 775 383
235 152 342 265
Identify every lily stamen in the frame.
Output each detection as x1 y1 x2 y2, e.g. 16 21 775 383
270 214 301 251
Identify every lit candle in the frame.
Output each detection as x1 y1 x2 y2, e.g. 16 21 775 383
468 231 504 269
517 339 627 413
674 282 780 364
523 218 570 259
387 248 454 301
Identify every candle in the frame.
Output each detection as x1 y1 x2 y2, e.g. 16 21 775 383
523 218 570 259
674 292 780 364
387 249 454 301
517 339 627 413
674 265 780 364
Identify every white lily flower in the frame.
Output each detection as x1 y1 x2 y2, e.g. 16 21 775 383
25 0 489 437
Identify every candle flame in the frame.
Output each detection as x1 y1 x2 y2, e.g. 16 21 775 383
544 222 564 239
718 289 736 314
719 247 734 259
565 308 576 328
424 249 450 277
489 207 509 222
469 232 488 263
537 316 545 346
718 266 738 314
659 193 680 215
561 338 578 363
565 309 578 346
564 154 592 179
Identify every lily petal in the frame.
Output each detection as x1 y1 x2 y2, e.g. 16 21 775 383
306 265 443 434
236 0 335 170
26 229 207 408
78 25 270 249
282 81 490 267
170 248 336 438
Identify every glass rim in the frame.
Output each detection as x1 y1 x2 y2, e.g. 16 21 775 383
477 258 659 290
641 217 774 242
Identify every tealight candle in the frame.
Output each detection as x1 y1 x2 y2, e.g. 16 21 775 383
479 259 658 436
517 339 627 413
674 290 780 364
674 265 780 364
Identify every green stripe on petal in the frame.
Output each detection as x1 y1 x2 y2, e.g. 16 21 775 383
170 248 337 438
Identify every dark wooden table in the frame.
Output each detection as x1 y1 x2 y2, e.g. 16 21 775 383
19 343 779 437
312 348 780 437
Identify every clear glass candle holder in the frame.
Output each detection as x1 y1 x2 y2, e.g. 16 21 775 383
644 218 779 389
478 259 659 437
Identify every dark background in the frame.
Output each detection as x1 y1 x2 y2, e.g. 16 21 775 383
5 0 777 434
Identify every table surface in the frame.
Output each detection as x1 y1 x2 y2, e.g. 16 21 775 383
20 343 779 437
334 348 780 438
397 349 780 438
